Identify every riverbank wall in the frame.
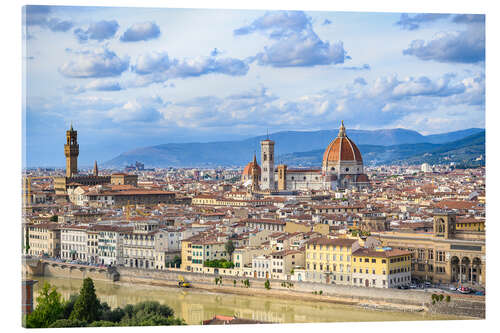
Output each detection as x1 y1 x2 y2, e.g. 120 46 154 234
24 260 484 319
23 259 118 282
116 267 485 318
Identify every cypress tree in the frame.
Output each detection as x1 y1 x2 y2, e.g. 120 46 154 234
70 278 101 323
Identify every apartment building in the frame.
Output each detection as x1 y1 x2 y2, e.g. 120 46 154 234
60 225 88 261
304 237 359 284
26 223 61 258
270 249 304 280
352 247 412 288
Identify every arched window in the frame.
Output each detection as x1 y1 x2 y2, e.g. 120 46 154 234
346 168 349 172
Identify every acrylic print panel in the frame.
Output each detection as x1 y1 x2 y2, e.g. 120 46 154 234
21 4 485 328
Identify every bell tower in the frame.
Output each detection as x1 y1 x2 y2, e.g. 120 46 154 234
260 136 275 191
64 124 79 177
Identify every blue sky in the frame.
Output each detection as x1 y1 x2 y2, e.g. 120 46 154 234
23 6 485 167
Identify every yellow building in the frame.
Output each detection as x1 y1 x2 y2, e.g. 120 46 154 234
180 238 194 271
190 240 229 273
304 237 359 284
352 247 412 288
26 223 61 257
455 218 485 231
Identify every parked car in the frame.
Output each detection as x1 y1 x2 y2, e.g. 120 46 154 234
458 286 471 294
449 286 457 291
409 284 418 289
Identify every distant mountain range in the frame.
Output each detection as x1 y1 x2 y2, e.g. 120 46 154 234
280 131 485 167
104 128 484 168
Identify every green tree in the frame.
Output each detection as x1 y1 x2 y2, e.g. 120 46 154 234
264 279 271 290
89 320 118 327
49 318 87 328
24 228 30 254
61 293 79 319
70 278 101 323
25 282 64 328
100 306 126 323
119 301 184 326
49 215 58 222
225 240 235 258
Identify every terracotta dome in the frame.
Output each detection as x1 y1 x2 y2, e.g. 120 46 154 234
242 154 261 177
323 121 363 163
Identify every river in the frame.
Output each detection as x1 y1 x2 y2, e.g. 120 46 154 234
30 276 463 325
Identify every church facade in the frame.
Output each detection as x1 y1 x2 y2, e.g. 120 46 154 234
242 121 370 192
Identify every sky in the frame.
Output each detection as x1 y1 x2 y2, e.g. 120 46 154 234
23 6 485 167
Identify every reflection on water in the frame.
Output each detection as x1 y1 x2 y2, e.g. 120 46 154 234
30 276 462 325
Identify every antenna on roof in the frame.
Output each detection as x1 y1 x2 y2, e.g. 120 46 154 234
267 128 269 140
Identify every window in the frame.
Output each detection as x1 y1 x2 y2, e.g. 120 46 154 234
371 259 376 263
428 250 434 260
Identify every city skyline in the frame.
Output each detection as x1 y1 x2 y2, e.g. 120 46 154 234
23 6 485 166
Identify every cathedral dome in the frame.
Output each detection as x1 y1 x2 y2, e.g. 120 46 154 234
322 121 363 164
242 154 261 177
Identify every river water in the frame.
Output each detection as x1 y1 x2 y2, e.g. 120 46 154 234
30 276 463 325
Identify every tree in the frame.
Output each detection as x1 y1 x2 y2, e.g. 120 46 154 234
49 318 87 328
25 282 64 328
49 215 58 222
119 301 184 326
24 228 30 254
62 294 79 319
264 279 271 290
225 240 235 258
70 278 101 323
100 306 126 323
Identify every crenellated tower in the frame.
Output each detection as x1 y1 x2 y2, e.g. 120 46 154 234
64 124 79 177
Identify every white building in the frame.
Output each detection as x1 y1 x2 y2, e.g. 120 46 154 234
270 250 304 280
123 220 159 269
90 223 131 266
60 225 88 261
252 254 272 279
421 163 433 173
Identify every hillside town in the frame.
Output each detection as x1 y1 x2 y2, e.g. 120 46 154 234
22 124 485 291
